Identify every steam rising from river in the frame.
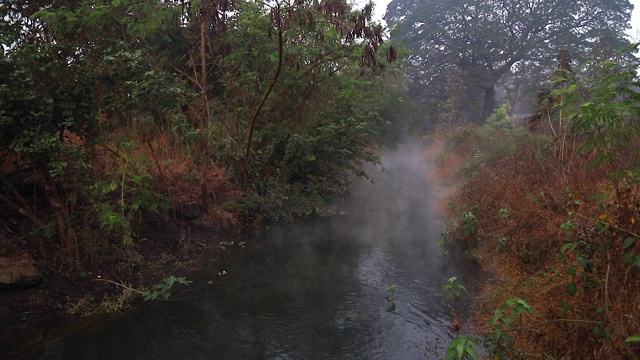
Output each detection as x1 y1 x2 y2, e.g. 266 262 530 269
339 139 441 247
260 139 444 281
36 139 478 360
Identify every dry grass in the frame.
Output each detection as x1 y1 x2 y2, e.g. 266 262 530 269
93 129 240 227
425 137 466 215
36 127 241 279
431 126 640 359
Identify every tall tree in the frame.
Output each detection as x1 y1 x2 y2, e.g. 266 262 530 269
385 0 633 123
209 0 399 217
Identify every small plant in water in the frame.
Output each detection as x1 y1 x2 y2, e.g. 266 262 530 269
443 276 468 300
438 227 452 256
386 284 398 312
143 276 192 301
436 240 447 254
444 336 480 360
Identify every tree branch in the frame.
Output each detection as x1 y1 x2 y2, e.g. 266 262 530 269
92 278 145 295
242 3 285 194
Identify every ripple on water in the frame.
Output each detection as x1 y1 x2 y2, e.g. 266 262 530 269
36 141 480 360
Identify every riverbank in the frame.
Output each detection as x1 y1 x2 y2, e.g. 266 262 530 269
0 216 238 357
0 118 384 357
2 140 481 359
2 2 398 354
428 126 640 359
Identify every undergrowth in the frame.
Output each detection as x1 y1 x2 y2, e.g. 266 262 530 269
437 124 640 358
435 47 640 359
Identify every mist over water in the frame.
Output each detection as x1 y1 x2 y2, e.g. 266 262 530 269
33 140 477 360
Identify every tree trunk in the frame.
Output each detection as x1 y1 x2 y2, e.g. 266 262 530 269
243 6 284 194
480 85 496 123
42 178 78 261
199 16 209 215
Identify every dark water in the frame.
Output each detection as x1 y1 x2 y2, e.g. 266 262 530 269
34 141 478 360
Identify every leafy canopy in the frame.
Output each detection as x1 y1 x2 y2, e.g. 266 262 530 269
385 0 633 122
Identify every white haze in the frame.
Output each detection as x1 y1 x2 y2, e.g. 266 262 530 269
362 0 640 40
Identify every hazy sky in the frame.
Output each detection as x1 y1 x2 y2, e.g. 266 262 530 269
363 0 640 40
630 0 640 40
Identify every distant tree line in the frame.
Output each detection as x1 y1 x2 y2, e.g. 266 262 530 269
385 0 635 124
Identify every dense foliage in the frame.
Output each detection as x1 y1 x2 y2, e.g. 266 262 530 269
0 0 399 262
439 46 640 359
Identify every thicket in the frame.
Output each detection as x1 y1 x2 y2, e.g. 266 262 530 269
0 0 399 281
440 45 640 359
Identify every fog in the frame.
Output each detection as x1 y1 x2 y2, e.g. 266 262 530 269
34 139 477 360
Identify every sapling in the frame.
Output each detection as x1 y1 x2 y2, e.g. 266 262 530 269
443 276 467 300
386 284 398 312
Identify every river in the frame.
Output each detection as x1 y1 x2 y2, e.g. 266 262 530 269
32 141 478 360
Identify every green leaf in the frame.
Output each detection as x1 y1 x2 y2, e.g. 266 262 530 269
503 332 514 348
577 256 594 273
561 301 570 315
567 282 577 296
624 251 640 266
623 237 635 249
445 337 480 360
502 316 512 329
625 334 640 343
561 243 576 254
494 325 503 340
503 298 534 313
488 309 504 325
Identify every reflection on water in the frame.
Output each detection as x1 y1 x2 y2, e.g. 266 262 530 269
33 141 477 360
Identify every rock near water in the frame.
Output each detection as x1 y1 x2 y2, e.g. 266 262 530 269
0 252 42 289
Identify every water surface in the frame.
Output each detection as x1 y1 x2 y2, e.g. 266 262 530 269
36 141 476 360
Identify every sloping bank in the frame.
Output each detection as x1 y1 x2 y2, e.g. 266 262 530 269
427 126 640 359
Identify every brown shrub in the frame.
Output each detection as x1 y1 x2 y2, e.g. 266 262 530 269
437 126 640 359
94 130 239 226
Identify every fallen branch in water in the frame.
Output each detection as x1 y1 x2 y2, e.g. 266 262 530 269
92 278 145 295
